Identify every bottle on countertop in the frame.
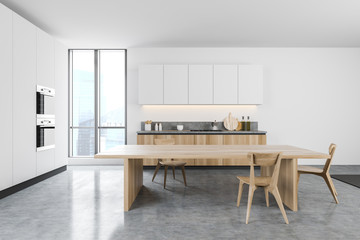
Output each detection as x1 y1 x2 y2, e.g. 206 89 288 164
159 123 162 131
155 123 159 131
246 116 251 131
240 116 245 131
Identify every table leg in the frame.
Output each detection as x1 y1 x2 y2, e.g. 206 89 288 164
261 158 298 211
124 158 143 211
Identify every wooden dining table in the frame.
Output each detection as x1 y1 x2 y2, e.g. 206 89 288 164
95 145 330 212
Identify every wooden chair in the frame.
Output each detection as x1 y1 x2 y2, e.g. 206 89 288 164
298 143 338 204
237 152 289 224
152 139 187 188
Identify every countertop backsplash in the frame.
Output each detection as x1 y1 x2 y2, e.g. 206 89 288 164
140 121 259 131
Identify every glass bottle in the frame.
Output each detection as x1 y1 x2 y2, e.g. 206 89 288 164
240 116 245 131
246 116 251 131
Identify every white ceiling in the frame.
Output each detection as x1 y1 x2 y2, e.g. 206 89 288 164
1 0 360 48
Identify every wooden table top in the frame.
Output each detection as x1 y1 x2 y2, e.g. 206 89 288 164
95 145 330 159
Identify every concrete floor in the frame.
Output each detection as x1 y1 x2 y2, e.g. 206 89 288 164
0 165 359 240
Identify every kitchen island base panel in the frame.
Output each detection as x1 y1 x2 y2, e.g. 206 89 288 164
261 158 298 212
124 158 143 211
125 158 298 212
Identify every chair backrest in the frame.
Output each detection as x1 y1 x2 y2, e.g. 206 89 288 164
154 138 175 145
248 152 283 188
323 143 336 173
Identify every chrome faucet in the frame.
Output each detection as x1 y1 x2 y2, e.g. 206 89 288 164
211 120 218 130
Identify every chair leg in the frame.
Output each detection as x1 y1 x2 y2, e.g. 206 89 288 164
172 166 175 179
323 173 339 204
181 166 187 186
264 187 269 207
152 162 161 182
237 181 244 207
245 186 255 224
164 166 168 189
328 175 338 196
272 187 289 224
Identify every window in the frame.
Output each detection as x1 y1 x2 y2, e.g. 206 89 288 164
69 50 126 157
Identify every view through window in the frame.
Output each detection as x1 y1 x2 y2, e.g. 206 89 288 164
69 50 126 157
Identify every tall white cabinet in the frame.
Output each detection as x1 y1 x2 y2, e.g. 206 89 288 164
55 42 69 169
12 12 37 185
36 28 55 176
0 4 13 190
0 3 68 193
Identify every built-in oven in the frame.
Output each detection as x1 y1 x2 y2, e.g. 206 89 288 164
36 85 55 151
36 85 55 116
36 116 55 151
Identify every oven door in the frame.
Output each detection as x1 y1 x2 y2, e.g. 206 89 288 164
37 85 55 115
37 118 55 151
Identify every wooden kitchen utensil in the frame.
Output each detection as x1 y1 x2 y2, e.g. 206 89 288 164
223 112 238 130
236 121 242 131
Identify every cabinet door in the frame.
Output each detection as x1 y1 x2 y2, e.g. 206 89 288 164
54 41 69 168
37 28 54 88
0 4 13 190
223 135 267 165
12 13 37 184
189 65 213 104
138 65 163 104
36 28 55 175
194 135 223 165
137 135 195 166
238 65 263 104
164 65 188 104
214 65 237 104
36 149 55 176
173 135 195 166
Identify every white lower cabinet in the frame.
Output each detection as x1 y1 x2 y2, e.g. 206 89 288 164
37 149 55 176
12 12 37 185
189 65 213 104
0 4 13 190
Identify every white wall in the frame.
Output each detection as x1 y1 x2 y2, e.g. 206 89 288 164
127 48 360 165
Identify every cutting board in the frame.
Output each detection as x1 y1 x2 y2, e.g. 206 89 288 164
223 112 238 131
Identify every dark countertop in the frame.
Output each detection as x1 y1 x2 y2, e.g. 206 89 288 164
137 130 267 135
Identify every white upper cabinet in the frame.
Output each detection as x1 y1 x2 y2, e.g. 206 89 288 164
189 65 213 104
37 28 55 88
164 65 188 104
214 65 238 104
238 65 263 104
138 65 164 104
138 64 263 105
12 12 37 185
0 4 13 191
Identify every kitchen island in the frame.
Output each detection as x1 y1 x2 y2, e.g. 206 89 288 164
95 145 330 212
137 130 267 166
